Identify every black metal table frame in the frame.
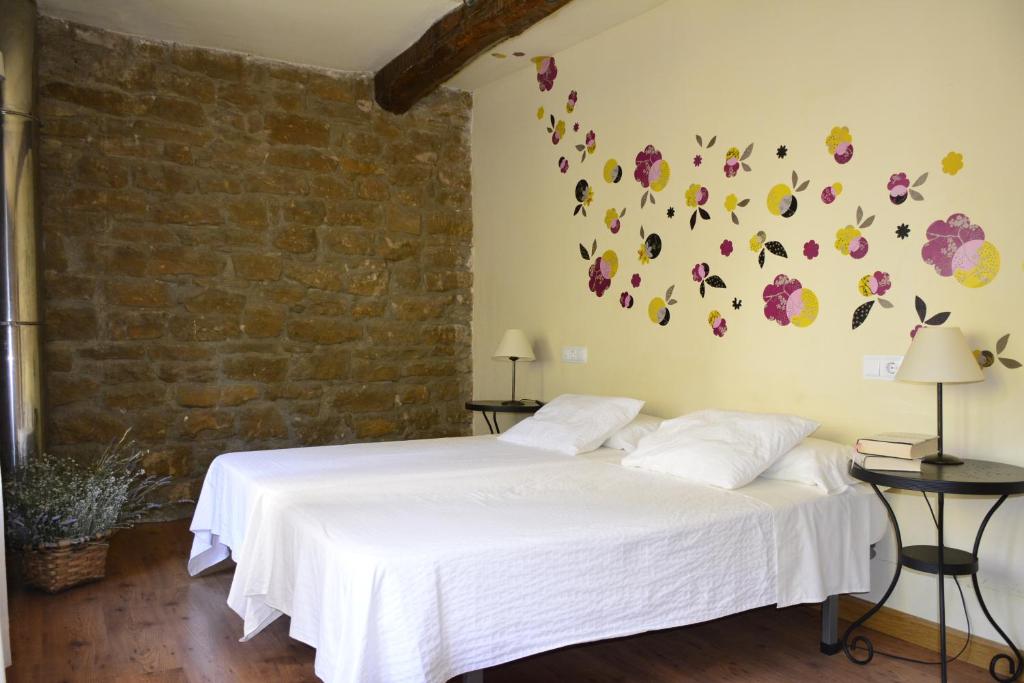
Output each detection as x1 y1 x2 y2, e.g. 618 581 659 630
841 484 1022 682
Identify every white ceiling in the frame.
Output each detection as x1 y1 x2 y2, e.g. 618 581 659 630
37 0 668 91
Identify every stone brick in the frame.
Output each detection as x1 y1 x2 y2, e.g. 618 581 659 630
131 163 197 194
175 384 221 408
150 246 224 276
238 405 287 440
266 148 338 173
221 384 260 406
226 199 269 228
283 262 344 291
181 409 235 438
273 225 318 254
287 318 362 344
292 350 350 381
242 307 285 338
322 226 375 256
232 254 282 281
424 271 473 292
105 280 172 307
75 155 129 188
334 385 396 413
168 315 241 341
46 306 98 340
104 383 167 410
171 47 245 81
108 312 166 341
47 375 100 406
282 199 326 226
324 201 382 227
145 95 207 127
152 201 224 226
353 417 400 439
184 289 246 315
265 112 330 146
223 355 289 382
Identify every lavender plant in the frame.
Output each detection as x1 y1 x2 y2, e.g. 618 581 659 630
3 430 170 547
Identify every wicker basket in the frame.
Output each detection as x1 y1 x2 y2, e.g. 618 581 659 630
17 531 113 593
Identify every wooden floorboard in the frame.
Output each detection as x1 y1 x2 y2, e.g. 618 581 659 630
6 520 990 682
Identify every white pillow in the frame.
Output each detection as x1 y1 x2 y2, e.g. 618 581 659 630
760 437 858 495
621 409 820 489
603 414 663 452
498 394 644 455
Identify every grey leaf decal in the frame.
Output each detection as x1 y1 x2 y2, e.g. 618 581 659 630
856 206 864 224
707 135 717 148
791 170 798 187
620 207 627 217
731 213 739 225
737 198 750 207
573 204 582 216
913 172 929 187
592 239 597 255
877 298 894 309
640 226 645 239
997 334 1010 354
666 285 675 300
741 143 754 161
910 189 924 201
641 192 648 208
741 162 751 173
579 244 589 260
796 180 810 192
696 134 703 147
861 216 875 229
667 298 677 306
575 144 585 151
999 357 1022 369
649 194 656 205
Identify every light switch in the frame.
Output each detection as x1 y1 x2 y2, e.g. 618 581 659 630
562 346 588 364
863 355 903 380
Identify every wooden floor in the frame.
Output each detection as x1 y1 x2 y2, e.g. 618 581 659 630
7 520 989 682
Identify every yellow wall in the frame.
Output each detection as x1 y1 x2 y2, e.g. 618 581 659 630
471 0 1024 645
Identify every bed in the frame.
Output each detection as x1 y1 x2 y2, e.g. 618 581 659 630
189 434 886 683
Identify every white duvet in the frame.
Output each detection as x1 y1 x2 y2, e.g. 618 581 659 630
190 436 884 683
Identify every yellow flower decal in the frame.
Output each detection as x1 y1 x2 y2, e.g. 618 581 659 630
857 275 874 297
707 310 722 325
749 231 766 252
725 147 740 160
603 159 622 183
825 127 852 154
835 226 861 255
650 160 671 193
724 194 738 212
637 245 650 265
790 289 819 328
536 106 544 120
942 151 964 175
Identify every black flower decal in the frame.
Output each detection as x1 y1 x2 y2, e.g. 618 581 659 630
896 223 910 239
776 145 788 159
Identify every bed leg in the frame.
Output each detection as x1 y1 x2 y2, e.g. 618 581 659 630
820 594 840 655
460 671 483 683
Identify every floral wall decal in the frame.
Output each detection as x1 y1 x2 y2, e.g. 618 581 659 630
532 56 558 91
763 274 819 328
974 334 1021 369
803 240 820 260
691 263 727 298
724 143 755 177
724 193 750 224
579 239 618 297
603 159 622 183
732 298 742 310
851 271 894 329
573 179 594 216
921 213 1000 288
942 151 964 175
825 126 854 164
637 226 662 264
604 207 627 234
635 145 671 207
620 291 634 308
695 134 717 152
708 310 728 337
910 295 951 338
557 156 568 173
834 205 875 259
821 182 843 204
720 239 734 256
776 145 788 159
750 230 788 268
693 154 703 167
766 170 810 218
566 90 578 113
887 171 928 204
648 285 677 326
546 114 566 144
685 184 710 228
896 223 911 239
575 129 597 162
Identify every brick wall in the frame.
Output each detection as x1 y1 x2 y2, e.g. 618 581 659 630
36 17 474 514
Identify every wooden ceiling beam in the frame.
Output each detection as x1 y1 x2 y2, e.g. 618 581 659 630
374 0 573 114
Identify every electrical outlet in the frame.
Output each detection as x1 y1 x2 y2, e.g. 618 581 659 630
561 346 588 364
863 355 903 380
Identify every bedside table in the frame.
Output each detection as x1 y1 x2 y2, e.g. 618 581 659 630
465 399 543 434
843 459 1024 682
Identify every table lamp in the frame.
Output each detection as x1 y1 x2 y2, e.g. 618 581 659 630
895 326 984 466
493 329 534 405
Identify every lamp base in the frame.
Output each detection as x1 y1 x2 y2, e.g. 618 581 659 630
922 453 964 466
501 399 526 406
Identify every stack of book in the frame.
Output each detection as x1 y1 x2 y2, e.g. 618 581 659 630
853 433 940 471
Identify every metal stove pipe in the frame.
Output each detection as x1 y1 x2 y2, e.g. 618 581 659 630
0 0 43 472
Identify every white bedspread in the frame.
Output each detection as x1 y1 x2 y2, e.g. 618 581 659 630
190 436 884 683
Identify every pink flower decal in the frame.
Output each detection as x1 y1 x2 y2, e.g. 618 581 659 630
852 271 893 329
585 130 596 154
723 143 753 178
631 273 641 288
588 258 611 297
558 157 568 174
566 90 577 113
921 213 1000 287
692 263 726 298
887 173 910 205
619 291 634 308
720 239 734 257
691 262 709 282
803 240 819 260
532 56 557 92
693 154 703 167
762 274 819 328
634 145 671 207
708 310 728 338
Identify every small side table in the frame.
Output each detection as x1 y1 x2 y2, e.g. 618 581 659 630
465 399 543 434
843 458 1024 682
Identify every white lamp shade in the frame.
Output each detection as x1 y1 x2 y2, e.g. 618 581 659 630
493 329 535 361
895 326 984 384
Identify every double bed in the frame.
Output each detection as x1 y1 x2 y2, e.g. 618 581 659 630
189 434 886 683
